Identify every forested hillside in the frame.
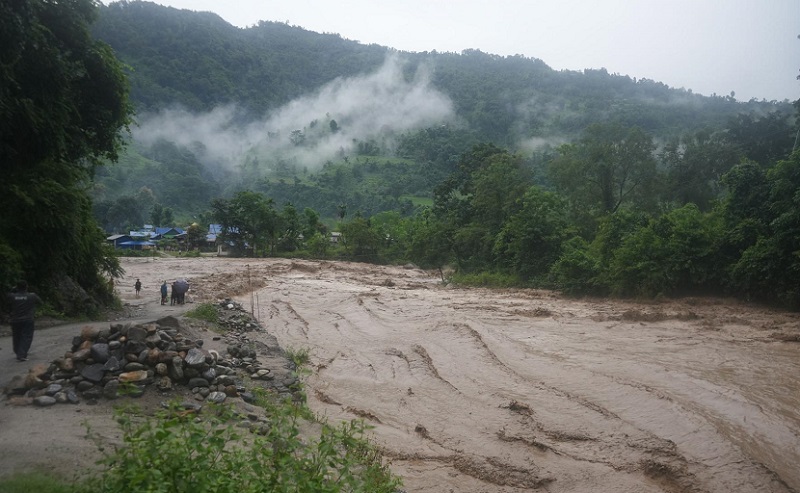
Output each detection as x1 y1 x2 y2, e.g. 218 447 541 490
90 0 795 226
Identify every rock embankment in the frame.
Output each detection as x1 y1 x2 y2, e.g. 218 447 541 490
4 300 298 408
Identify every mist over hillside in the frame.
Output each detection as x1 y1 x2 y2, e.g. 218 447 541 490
91 0 795 224
133 56 454 172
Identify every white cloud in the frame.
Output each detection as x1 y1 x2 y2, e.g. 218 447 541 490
133 55 454 170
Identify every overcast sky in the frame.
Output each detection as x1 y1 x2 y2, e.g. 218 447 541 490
146 0 799 102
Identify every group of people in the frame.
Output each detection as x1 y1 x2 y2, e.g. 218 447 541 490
133 278 188 305
160 280 188 305
5 276 191 364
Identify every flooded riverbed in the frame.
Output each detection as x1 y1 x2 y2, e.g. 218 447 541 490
145 257 800 492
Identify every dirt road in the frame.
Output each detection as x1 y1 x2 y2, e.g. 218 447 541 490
2 256 799 492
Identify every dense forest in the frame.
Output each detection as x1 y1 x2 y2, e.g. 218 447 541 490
89 1 798 224
2 0 798 315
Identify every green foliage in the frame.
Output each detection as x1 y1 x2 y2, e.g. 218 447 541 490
78 400 401 493
724 152 800 307
0 241 24 292
211 191 278 256
285 346 311 367
184 303 220 324
493 186 572 281
606 205 724 297
341 216 383 260
0 0 131 314
450 271 521 288
548 237 603 295
549 123 659 214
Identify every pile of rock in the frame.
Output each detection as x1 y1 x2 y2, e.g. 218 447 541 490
218 300 261 332
5 309 296 407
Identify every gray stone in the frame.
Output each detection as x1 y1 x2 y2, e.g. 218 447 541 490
34 396 57 407
125 340 147 355
202 368 217 381
169 357 184 381
187 377 210 389
155 363 168 376
206 391 227 403
124 362 147 371
143 334 160 348
103 379 120 399
76 380 94 392
127 325 147 342
156 316 181 329
103 356 121 372
90 343 110 363
81 363 106 383
45 383 63 396
81 387 102 399
66 389 80 404
184 348 207 367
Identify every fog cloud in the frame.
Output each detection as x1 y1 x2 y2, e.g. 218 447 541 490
133 55 454 171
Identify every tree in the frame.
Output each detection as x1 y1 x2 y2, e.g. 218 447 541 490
549 123 658 214
0 0 130 309
185 223 205 250
211 191 277 256
150 203 165 227
660 130 741 210
724 151 800 306
341 217 381 258
493 186 572 281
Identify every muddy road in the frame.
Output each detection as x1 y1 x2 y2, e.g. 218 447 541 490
6 256 797 492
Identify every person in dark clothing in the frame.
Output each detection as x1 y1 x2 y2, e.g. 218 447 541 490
6 280 42 362
160 281 168 305
134 278 142 297
170 281 177 306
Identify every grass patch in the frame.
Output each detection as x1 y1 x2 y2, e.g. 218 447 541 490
184 302 220 325
0 471 74 493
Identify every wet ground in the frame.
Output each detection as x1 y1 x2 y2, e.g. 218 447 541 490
3 256 799 492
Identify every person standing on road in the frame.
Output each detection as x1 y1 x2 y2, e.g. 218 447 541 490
6 280 42 362
160 280 168 305
134 278 142 297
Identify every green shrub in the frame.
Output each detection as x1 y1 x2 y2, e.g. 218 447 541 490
285 346 310 367
450 271 521 288
78 399 401 493
184 303 220 324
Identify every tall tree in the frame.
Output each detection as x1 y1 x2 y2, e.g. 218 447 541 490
0 0 130 308
549 123 658 214
211 191 277 256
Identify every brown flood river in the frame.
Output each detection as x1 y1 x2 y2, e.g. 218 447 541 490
103 258 800 492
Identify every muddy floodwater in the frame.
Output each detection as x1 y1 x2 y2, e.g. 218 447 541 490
138 257 800 492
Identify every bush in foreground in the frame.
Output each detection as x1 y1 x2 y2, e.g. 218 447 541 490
75 396 401 493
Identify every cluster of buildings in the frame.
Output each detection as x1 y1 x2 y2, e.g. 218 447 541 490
106 225 190 250
107 224 343 254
